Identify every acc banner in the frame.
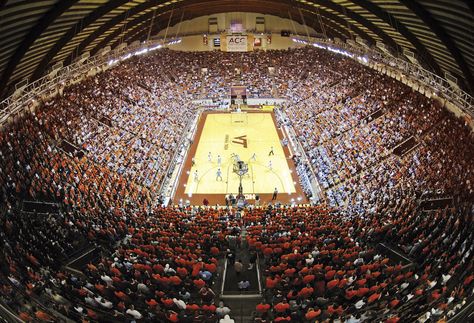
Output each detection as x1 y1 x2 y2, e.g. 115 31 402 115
226 35 248 52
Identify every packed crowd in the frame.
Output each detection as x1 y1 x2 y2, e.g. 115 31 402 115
245 203 473 322
0 46 472 322
1 202 243 322
38 51 199 194
276 48 471 209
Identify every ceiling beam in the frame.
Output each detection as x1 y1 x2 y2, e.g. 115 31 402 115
462 0 474 13
87 0 379 57
297 5 370 43
31 0 132 81
0 0 7 11
3 0 466 96
91 8 175 56
63 0 172 67
120 6 351 49
116 3 352 47
397 0 473 92
298 12 349 40
99 0 377 56
301 0 400 51
265 0 381 46
347 0 442 75
0 0 79 97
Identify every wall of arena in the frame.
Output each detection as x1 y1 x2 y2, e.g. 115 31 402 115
156 12 317 51
156 12 317 37
167 33 308 51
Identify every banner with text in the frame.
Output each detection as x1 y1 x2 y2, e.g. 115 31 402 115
226 35 248 52
231 86 247 98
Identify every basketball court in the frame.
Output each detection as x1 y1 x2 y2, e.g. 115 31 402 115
174 111 307 205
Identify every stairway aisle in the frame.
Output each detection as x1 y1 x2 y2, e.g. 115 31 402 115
220 226 263 322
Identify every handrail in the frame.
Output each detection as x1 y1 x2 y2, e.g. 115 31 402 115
299 37 474 117
0 39 170 125
274 107 324 203
157 107 203 205
157 105 197 196
0 301 23 323
2 33 472 126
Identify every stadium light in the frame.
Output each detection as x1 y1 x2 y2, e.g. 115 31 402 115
312 43 326 49
107 59 118 66
121 53 132 61
149 44 162 51
292 38 309 45
166 39 182 46
307 41 370 63
357 56 369 64
134 48 149 56
326 46 353 58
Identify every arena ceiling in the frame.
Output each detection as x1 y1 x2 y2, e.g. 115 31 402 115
0 0 473 99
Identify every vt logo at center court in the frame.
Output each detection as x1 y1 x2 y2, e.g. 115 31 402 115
232 135 248 148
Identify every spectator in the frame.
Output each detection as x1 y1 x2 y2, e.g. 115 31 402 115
234 260 244 276
216 301 231 317
238 279 250 291
220 314 235 323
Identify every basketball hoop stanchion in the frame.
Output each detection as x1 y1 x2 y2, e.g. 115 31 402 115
233 160 248 205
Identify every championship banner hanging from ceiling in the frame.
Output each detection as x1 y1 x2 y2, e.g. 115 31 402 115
226 35 248 52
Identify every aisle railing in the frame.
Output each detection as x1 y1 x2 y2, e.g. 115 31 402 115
2 33 472 127
293 36 474 117
0 39 173 125
274 107 324 203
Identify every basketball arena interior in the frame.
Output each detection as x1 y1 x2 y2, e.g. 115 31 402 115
0 1 473 322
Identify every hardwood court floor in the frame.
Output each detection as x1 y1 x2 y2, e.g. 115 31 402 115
173 111 307 205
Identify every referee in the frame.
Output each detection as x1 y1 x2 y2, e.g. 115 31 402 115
272 187 278 200
268 146 274 156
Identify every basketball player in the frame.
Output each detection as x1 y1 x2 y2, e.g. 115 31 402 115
250 153 257 161
268 146 274 156
272 188 278 200
217 155 222 166
268 160 272 170
191 157 196 166
208 152 212 162
216 168 223 181
194 170 199 182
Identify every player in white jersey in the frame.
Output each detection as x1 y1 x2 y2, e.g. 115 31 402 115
216 168 223 181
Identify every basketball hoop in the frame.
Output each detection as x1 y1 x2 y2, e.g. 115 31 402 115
233 160 248 199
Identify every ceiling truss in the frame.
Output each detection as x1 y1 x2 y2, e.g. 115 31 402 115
0 0 472 98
